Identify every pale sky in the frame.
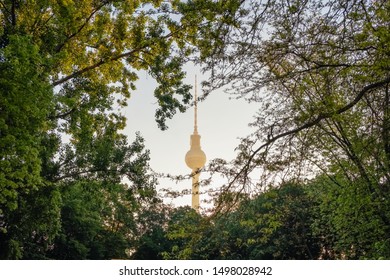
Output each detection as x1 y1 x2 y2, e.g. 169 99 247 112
123 65 259 208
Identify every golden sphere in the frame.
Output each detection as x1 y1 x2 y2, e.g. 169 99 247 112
185 148 206 169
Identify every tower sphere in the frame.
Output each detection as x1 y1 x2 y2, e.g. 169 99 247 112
185 134 206 169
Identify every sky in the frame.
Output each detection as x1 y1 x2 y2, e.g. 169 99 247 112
123 65 259 208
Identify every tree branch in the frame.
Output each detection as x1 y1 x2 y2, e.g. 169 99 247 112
0 1 10 14
48 107 76 120
383 83 390 170
51 30 175 87
51 48 143 86
229 76 390 190
11 0 16 26
55 1 110 53
53 168 119 182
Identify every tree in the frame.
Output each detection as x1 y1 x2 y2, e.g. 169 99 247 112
0 35 59 258
190 0 390 258
46 131 157 260
160 183 320 260
0 35 53 214
47 180 134 260
1 127 158 259
228 183 320 259
0 0 244 259
130 202 172 260
162 206 233 260
195 0 389 246
197 0 389 200
308 175 390 259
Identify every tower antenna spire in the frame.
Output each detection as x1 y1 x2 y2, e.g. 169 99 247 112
194 75 198 134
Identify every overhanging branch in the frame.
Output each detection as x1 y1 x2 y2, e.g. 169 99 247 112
231 76 390 189
51 30 176 87
51 48 144 87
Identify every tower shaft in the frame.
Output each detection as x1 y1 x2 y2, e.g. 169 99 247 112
191 169 200 210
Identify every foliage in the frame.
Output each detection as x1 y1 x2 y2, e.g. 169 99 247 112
193 0 390 258
0 35 53 214
162 206 217 260
0 0 244 259
130 202 173 260
232 183 320 259
48 180 131 260
308 175 390 259
198 0 390 197
46 131 159 260
0 185 61 259
1 0 389 260
159 180 389 260
160 183 320 260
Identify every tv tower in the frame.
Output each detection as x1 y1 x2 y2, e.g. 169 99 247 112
185 76 206 211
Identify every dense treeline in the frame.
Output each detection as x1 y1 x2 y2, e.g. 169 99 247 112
1 0 389 259
134 179 389 260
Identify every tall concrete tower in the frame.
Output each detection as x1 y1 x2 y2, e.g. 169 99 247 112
185 76 206 211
